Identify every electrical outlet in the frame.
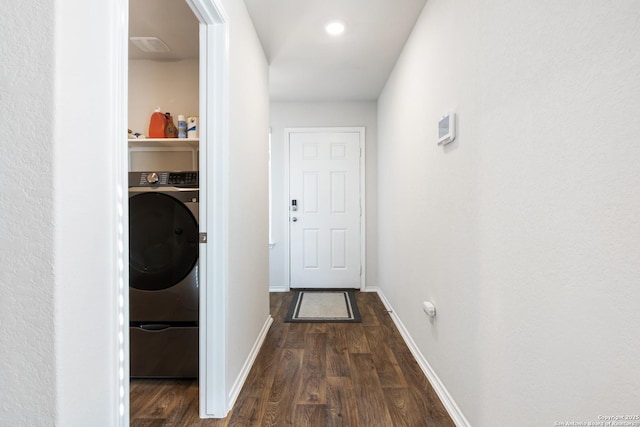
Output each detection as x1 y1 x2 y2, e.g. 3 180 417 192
423 301 436 318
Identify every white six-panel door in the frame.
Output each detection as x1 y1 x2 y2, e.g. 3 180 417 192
289 129 362 288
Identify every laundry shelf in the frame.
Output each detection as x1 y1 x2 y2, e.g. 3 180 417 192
128 138 200 171
128 138 199 148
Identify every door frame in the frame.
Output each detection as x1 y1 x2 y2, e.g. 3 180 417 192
186 0 229 418
284 127 366 291
115 0 230 424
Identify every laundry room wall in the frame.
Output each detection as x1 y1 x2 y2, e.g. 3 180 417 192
128 59 199 137
269 101 378 291
377 0 640 425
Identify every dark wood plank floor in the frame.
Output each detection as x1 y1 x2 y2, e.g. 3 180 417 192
131 291 455 426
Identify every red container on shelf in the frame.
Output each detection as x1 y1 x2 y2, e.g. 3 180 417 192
148 107 168 138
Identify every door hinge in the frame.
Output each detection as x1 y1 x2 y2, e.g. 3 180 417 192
199 232 208 243
360 266 362 276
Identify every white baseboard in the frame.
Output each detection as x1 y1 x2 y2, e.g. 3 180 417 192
374 288 471 427
226 315 274 410
269 284 289 292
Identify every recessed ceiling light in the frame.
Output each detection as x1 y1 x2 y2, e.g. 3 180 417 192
325 21 345 36
130 37 170 53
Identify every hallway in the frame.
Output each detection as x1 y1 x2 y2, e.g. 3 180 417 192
131 291 454 426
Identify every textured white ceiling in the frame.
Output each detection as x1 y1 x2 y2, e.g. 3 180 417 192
129 0 199 60
245 0 426 101
129 0 426 101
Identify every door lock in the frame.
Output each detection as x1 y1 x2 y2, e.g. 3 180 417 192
291 199 298 211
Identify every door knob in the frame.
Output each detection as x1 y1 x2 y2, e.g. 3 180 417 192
292 217 298 222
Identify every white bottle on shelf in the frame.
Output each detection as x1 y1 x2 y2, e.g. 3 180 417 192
187 116 198 139
177 115 187 139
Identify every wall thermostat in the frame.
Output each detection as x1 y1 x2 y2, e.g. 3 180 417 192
437 112 456 145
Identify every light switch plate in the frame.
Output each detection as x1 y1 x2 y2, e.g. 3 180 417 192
437 112 456 145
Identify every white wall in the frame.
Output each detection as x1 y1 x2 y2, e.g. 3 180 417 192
377 0 640 425
0 1 56 425
223 0 271 399
0 0 270 425
128 59 199 137
269 102 378 290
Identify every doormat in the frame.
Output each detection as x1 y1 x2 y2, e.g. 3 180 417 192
285 289 361 323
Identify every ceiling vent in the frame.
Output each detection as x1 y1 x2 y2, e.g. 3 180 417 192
130 37 170 53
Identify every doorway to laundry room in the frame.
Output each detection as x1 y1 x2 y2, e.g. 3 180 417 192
125 0 229 422
128 0 201 420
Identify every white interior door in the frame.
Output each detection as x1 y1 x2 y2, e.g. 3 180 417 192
289 130 362 288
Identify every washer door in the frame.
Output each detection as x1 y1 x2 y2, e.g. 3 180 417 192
129 192 199 291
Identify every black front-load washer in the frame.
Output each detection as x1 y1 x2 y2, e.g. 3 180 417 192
129 171 199 378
